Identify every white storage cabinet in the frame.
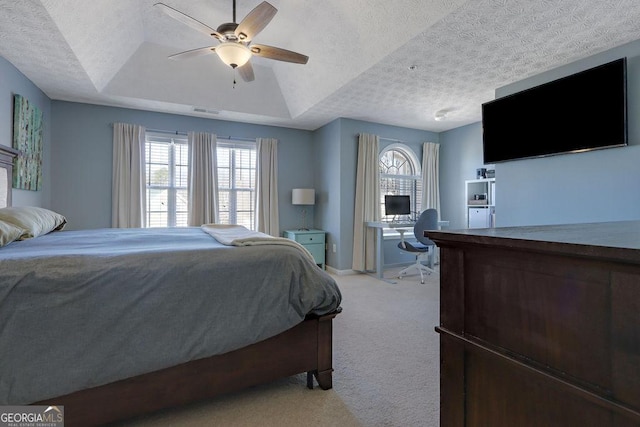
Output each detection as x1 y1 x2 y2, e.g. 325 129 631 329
465 178 496 229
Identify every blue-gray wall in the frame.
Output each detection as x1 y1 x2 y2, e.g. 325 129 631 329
0 68 444 272
50 101 315 231
493 39 640 226
314 118 438 271
439 122 484 230
0 56 51 207
10 35 640 270
313 119 341 268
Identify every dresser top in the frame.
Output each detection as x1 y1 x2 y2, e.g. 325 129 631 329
284 229 324 234
426 220 640 264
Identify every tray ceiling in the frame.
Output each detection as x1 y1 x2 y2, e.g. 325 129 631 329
2 0 640 132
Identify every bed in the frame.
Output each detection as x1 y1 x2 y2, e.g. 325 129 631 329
0 145 342 426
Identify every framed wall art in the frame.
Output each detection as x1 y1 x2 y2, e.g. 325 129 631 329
12 94 43 191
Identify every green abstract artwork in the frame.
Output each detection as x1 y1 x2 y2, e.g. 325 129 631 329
12 94 43 191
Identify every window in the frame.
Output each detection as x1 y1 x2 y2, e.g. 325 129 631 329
144 133 256 229
145 133 189 227
379 144 422 220
216 141 256 230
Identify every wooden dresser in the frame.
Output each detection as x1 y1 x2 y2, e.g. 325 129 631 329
427 221 640 426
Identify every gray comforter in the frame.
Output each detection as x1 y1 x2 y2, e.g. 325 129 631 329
0 227 341 404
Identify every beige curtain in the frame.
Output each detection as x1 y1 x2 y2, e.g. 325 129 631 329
352 133 380 271
112 122 146 228
187 132 218 226
421 142 440 219
255 138 279 235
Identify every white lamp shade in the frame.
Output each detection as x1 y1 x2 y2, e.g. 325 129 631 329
292 188 315 205
216 42 252 68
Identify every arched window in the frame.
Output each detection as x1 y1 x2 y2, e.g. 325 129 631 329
379 144 422 220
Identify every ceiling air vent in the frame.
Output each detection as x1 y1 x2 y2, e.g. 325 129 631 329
193 107 219 115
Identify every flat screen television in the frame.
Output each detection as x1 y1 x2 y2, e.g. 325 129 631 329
482 58 627 163
384 195 411 216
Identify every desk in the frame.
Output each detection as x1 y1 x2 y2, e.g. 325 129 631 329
366 220 449 279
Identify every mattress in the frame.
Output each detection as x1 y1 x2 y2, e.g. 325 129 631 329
0 227 341 404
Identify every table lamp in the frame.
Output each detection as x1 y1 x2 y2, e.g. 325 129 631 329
292 188 315 230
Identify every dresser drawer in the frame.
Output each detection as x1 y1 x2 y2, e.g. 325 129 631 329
293 233 325 245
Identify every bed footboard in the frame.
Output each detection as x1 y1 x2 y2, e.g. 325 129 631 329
36 310 341 427
306 308 340 390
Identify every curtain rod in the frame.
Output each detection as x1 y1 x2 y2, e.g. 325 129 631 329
147 128 256 142
146 127 188 136
358 133 406 144
379 137 405 143
111 124 256 142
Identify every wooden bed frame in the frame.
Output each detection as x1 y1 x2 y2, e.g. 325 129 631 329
0 145 341 426
37 311 340 426
0 145 18 208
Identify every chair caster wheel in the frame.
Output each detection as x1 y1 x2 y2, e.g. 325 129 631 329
420 280 424 284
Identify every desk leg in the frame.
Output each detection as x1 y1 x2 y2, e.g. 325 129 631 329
375 228 399 284
375 227 383 279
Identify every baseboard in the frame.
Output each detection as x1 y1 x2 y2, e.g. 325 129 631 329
325 265 359 276
325 262 439 276
382 261 415 269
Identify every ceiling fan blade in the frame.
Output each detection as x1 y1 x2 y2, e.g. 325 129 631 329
154 3 223 39
250 44 308 64
168 46 216 60
235 1 277 42
238 61 255 82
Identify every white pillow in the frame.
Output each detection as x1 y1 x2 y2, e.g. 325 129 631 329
0 219 25 247
0 206 66 239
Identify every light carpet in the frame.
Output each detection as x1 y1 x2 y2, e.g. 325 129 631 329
117 267 440 427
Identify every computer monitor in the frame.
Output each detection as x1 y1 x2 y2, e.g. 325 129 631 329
384 195 411 216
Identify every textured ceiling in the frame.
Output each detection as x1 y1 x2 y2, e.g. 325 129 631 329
2 0 640 132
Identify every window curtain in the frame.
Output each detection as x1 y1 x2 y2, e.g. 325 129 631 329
421 142 440 219
187 132 218 226
112 122 146 228
255 138 279 236
352 133 380 272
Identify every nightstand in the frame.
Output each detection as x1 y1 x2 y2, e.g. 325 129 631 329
283 229 326 269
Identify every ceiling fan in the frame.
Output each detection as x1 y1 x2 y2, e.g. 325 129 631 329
155 0 309 82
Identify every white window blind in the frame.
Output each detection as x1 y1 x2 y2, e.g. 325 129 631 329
145 133 189 227
217 141 256 230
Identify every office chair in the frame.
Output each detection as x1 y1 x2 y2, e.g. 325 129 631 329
397 208 438 284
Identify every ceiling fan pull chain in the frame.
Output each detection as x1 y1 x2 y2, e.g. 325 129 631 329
233 68 237 89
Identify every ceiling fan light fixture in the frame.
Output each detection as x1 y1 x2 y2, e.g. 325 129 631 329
157 0 308 82
216 42 251 68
